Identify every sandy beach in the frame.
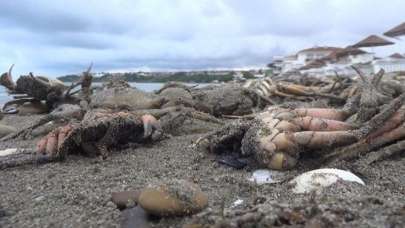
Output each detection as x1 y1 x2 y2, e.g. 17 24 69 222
0 113 404 228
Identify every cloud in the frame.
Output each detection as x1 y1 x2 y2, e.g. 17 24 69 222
0 0 404 77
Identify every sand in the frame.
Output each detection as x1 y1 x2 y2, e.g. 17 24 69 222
0 114 404 227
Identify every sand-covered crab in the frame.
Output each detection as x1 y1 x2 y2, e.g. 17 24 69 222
36 110 162 160
198 68 405 170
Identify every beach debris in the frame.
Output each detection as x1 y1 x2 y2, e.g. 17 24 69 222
36 111 162 160
0 64 93 113
289 168 365 194
2 104 84 140
248 169 285 184
3 101 48 115
111 190 140 210
138 179 208 217
0 124 16 138
217 155 247 169
120 206 150 228
0 148 18 157
197 68 405 170
230 199 244 208
242 77 346 105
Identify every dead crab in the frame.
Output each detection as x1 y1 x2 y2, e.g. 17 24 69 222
36 110 162 160
0 64 93 113
197 68 405 170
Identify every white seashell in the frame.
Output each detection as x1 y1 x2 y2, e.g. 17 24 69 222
290 168 365 194
231 199 244 208
248 169 285 184
0 148 18 157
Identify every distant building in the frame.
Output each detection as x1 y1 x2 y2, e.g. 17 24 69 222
269 45 383 77
296 46 343 64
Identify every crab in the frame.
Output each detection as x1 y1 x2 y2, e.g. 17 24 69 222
36 110 162 160
2 79 223 141
197 67 405 170
241 76 347 106
0 64 93 114
155 82 269 116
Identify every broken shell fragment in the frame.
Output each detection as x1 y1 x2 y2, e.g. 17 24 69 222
289 168 365 194
248 169 286 184
138 179 208 217
0 148 18 157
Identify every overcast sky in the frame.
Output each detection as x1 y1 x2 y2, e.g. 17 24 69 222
0 0 404 77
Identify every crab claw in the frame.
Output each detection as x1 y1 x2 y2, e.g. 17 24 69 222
0 64 16 91
36 124 74 158
141 114 162 139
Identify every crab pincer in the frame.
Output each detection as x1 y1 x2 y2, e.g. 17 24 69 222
36 124 74 158
141 114 162 140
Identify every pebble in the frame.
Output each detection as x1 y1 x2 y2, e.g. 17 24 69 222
111 190 140 210
138 179 208 217
34 196 46 202
121 206 150 228
289 168 365 194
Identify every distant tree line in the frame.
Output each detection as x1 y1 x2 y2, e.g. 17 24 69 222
58 72 235 83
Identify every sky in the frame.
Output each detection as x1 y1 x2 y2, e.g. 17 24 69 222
0 0 404 77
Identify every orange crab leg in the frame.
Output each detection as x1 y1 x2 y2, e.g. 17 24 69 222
292 117 355 131
45 129 59 156
295 108 349 121
279 84 312 96
290 131 357 149
261 117 301 132
141 114 160 138
57 125 73 149
36 137 48 155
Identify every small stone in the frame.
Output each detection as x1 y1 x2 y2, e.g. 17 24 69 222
34 196 45 202
138 179 208 217
121 206 150 228
111 190 140 210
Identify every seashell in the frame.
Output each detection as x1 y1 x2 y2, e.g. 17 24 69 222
289 168 365 194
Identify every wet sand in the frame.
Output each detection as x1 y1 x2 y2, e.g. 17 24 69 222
0 114 404 227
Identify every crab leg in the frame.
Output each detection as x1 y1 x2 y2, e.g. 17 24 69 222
291 117 355 131
361 139 405 165
259 130 357 155
141 114 160 138
2 98 37 111
45 129 59 157
326 122 405 162
290 131 357 149
0 64 16 91
294 108 350 121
